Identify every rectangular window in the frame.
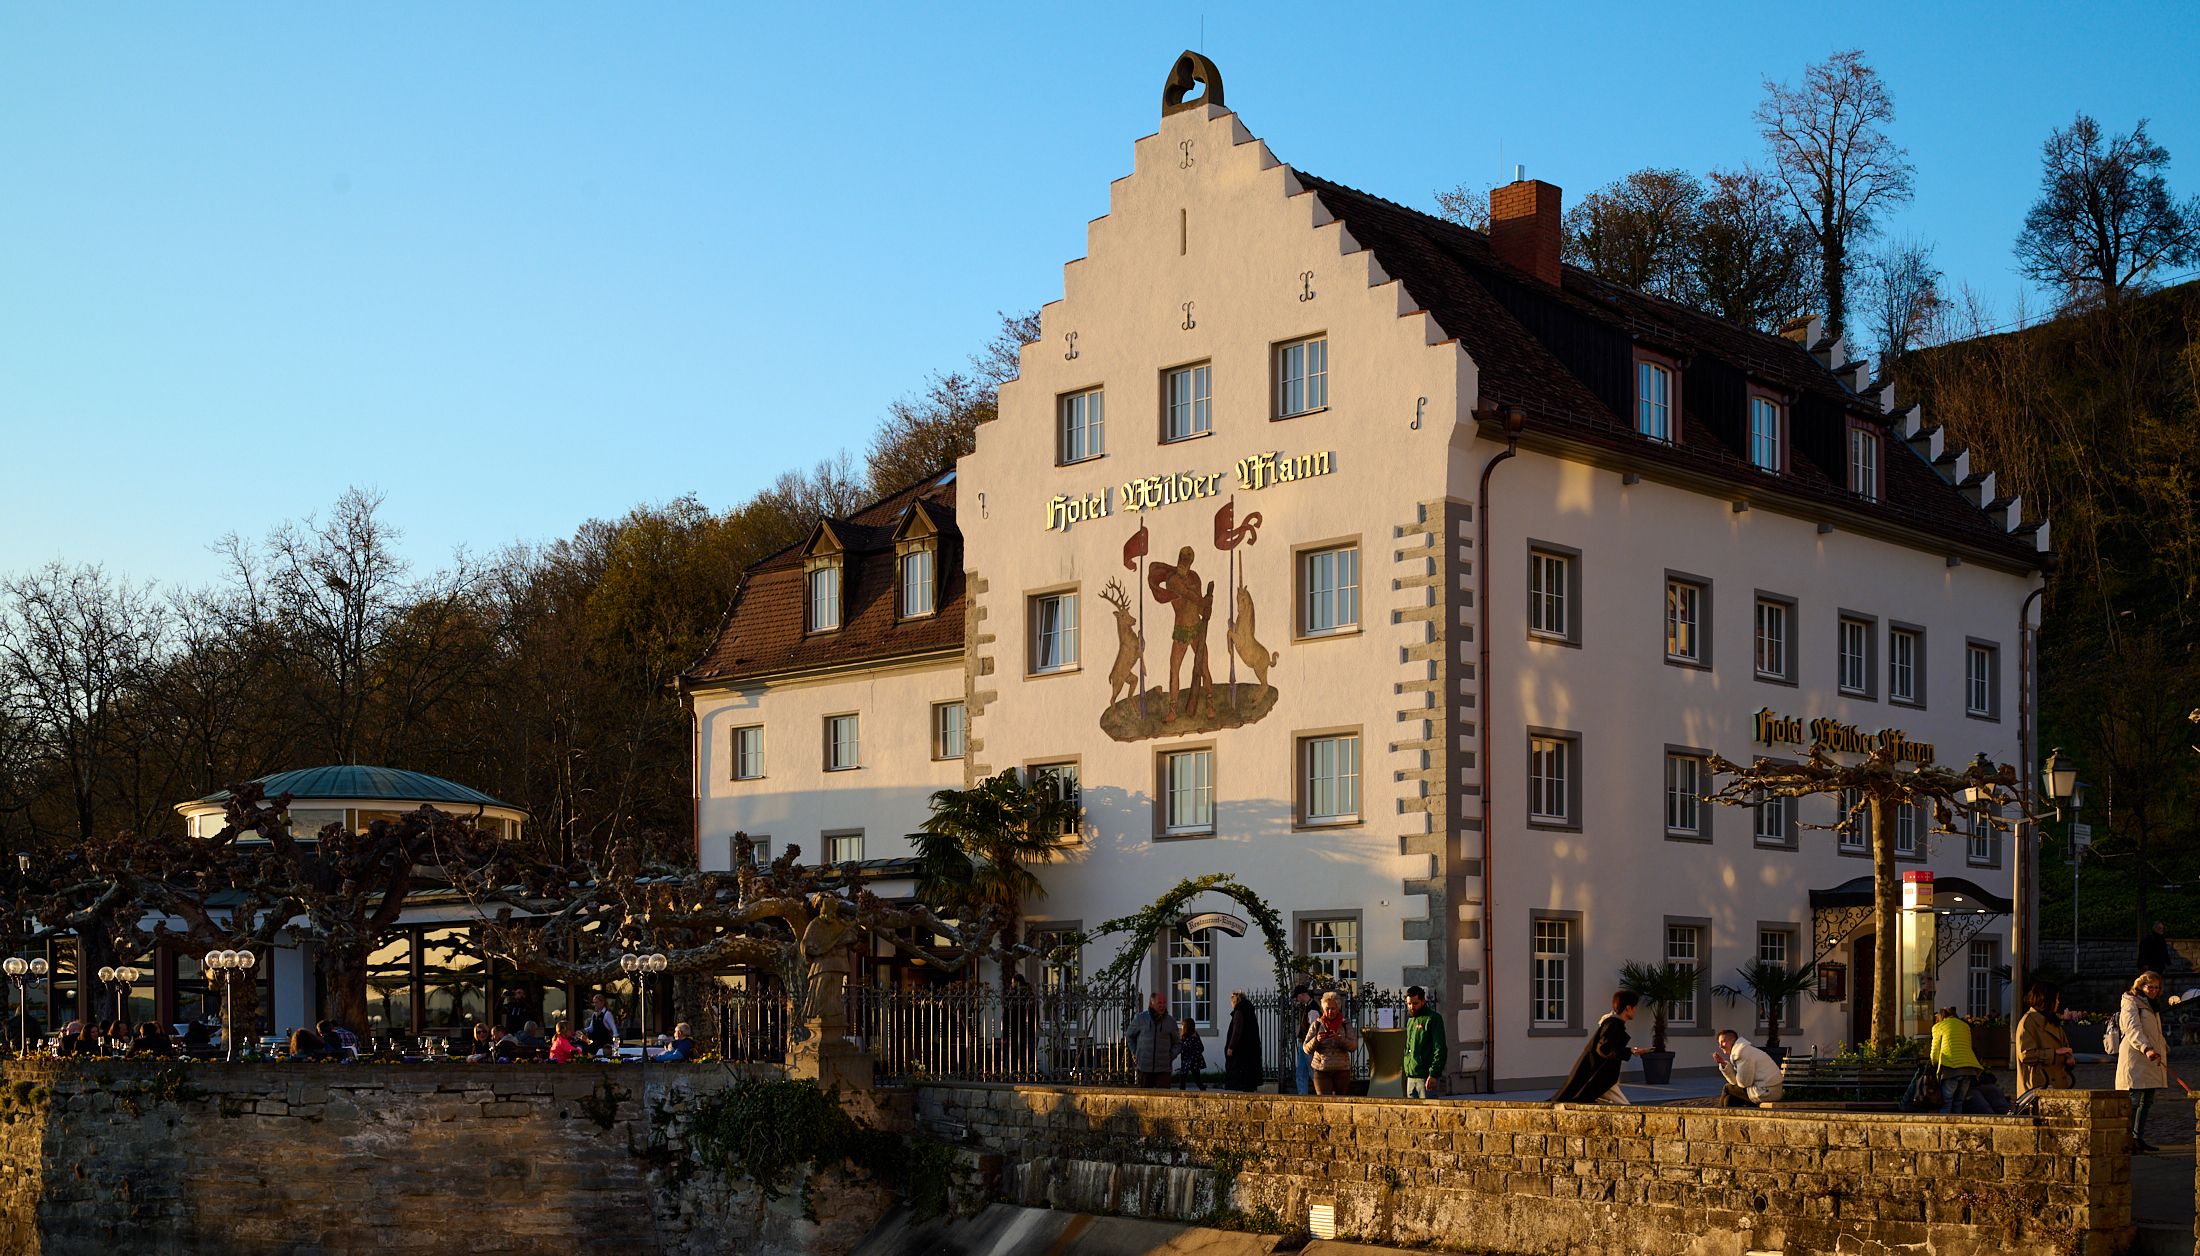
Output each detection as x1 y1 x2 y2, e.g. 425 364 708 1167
1160 748 1214 836
1966 642 1998 718
1758 928 1800 1028
1665 752 1706 840
1838 616 1873 696
1300 733 1361 825
1163 363 1212 442
1030 762 1082 840
932 702 966 761
1636 361 1672 441
806 562 841 633
899 545 935 619
1030 591 1080 674
1059 388 1105 463
1665 577 1706 665
1967 804 2000 866
1528 732 1576 827
731 726 764 781
824 714 860 772
1298 543 1360 636
1968 940 2000 1017
1889 626 1921 705
1850 427 1881 501
1029 925 1082 995
1302 918 1361 985
1754 597 1791 681
1664 925 1702 1027
1531 918 1571 1028
1169 931 1215 1029
1529 549 1572 642
824 830 864 865
1895 802 1921 857
1837 788 1871 852
1275 336 1328 417
1749 396 1783 471
1753 791 1791 848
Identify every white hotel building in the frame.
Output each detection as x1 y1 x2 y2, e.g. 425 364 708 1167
682 57 2049 1091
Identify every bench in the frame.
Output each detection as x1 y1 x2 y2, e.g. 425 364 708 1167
1761 1054 1916 1110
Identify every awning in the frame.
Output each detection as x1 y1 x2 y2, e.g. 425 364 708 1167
1808 874 2011 915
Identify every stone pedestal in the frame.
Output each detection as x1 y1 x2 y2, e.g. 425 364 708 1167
788 1020 874 1091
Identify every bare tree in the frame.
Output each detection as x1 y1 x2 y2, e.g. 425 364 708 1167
1433 181 1495 231
1756 50 1916 337
866 309 1042 493
2015 114 2200 306
1563 168 1704 302
1857 238 1948 371
1685 166 1817 331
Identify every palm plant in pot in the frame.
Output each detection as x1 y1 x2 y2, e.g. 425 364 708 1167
1712 959 1819 1065
1618 961 1700 1085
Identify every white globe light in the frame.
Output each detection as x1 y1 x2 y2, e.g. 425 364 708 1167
2 958 25 977
201 954 223 975
28 958 47 977
96 966 116 983
645 954 668 973
619 954 640 973
118 966 140 984
236 950 257 971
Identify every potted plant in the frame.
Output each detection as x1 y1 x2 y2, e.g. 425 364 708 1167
1712 959 1819 1065
1618 961 1700 1085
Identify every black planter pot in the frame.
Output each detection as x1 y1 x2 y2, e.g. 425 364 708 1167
1763 1044 1790 1066
1639 1050 1676 1086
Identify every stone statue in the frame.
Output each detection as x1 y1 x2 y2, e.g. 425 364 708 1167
800 894 857 1032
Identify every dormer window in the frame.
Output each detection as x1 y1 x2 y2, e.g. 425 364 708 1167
1848 424 1881 502
805 557 842 633
1634 353 1676 442
1748 395 1785 473
898 541 935 619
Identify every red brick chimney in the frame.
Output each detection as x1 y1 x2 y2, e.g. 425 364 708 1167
1489 177 1563 285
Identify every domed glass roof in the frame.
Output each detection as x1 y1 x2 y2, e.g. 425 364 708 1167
194 766 515 810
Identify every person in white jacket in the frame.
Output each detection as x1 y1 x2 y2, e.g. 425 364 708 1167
1713 1029 1785 1107
2117 972 2170 1152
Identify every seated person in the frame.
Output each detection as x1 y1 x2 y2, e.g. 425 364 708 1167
315 1019 359 1055
548 1021 583 1063
464 1023 496 1063
656 1023 698 1063
52 1020 86 1058
287 1027 330 1060
494 1022 545 1063
1964 1071 2013 1115
181 1018 214 1049
133 1022 177 1058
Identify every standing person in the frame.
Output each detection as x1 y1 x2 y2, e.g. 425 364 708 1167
1712 1029 1783 1107
1551 992 1649 1104
2118 972 2170 1152
583 993 620 1057
500 986 533 1037
1302 991 1362 1096
1287 986 1316 1095
2139 923 2172 981
1125 992 1179 1088
1402 986 1448 1099
1223 991 1264 1092
1930 1007 1984 1114
2015 982 2076 1099
1174 1018 1208 1090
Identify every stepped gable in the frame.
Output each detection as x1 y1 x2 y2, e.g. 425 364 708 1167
1292 172 2042 566
681 469 963 687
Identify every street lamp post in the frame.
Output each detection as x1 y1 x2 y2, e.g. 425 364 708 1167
2039 748 2083 959
4 957 48 1056
94 965 140 1051
201 949 259 1061
619 952 669 1058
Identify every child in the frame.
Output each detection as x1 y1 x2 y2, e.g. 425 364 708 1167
1174 1018 1208 1090
547 1020 582 1063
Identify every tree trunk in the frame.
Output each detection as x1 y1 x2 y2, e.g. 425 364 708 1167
1869 793 1899 1050
321 942 371 1035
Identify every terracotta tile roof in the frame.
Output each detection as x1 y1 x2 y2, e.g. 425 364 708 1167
682 471 964 687
1294 173 2041 565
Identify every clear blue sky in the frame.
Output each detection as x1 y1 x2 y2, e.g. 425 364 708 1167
4 3 2195 588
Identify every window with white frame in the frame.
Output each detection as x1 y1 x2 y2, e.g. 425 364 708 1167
1749 396 1782 471
806 560 841 633
1531 918 1571 1027
1059 388 1105 463
1029 591 1079 674
1302 918 1361 985
1850 426 1880 501
1160 748 1214 835
824 830 864 865
1838 616 1872 695
1275 336 1328 417
1664 925 1702 1026
742 836 771 867
1169 930 1215 1029
1968 939 2000 1017
1895 802 1921 857
1966 642 1998 717
1030 762 1082 840
1754 597 1791 681
1967 804 1999 865
1666 578 1705 664
1837 788 1871 852
1758 928 1800 1027
1164 363 1212 441
1528 735 1573 825
1029 925 1081 995
899 544 935 619
824 714 859 771
1298 543 1359 636
1300 733 1361 825
1637 361 1672 441
1889 627 1921 704
932 702 966 760
1529 549 1572 641
1754 790 1791 847
1665 752 1705 839
731 726 764 781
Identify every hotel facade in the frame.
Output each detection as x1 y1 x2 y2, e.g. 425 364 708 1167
683 58 2050 1090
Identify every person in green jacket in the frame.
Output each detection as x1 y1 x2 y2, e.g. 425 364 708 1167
1403 985 1448 1099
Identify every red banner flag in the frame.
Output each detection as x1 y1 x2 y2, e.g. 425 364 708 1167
1214 498 1262 551
1124 523 1150 571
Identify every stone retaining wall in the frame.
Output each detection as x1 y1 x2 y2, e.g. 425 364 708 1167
915 1083 2134 1256
0 1061 909 1256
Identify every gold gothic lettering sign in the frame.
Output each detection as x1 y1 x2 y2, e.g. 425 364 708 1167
1752 707 1937 766
1046 448 1336 532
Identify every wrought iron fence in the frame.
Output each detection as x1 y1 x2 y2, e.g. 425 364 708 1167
710 989 791 1064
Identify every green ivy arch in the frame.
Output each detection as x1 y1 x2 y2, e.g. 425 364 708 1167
1043 873 1305 996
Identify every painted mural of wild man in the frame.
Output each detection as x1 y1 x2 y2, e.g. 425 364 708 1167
1148 545 1215 718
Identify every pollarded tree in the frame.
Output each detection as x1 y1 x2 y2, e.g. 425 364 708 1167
1706 746 2016 1050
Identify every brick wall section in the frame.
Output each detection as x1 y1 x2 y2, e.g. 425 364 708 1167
0 1061 910 1256
1487 181 1562 286
914 1083 2134 1256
